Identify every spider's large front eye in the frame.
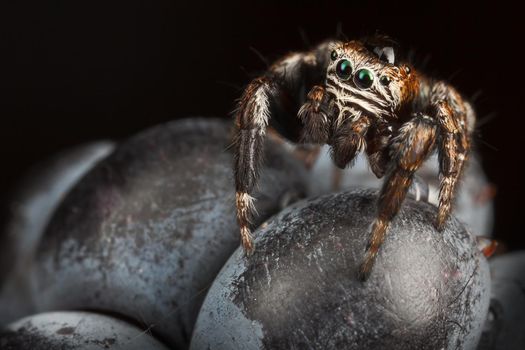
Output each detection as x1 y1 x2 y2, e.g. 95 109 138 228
335 59 352 80
354 68 375 89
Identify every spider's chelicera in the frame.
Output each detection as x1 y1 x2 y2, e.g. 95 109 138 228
233 36 475 280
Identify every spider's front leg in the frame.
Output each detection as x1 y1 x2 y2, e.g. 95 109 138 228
434 100 470 229
234 82 337 253
426 81 472 230
233 42 337 254
233 76 278 253
359 114 437 281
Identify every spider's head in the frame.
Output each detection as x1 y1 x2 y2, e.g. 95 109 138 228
325 37 418 119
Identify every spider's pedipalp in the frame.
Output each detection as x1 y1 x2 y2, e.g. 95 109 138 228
329 115 370 169
298 85 332 144
359 113 437 280
365 123 392 178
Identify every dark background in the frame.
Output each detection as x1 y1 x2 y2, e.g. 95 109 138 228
0 1 523 248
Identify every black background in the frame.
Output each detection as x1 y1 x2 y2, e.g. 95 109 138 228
0 1 523 248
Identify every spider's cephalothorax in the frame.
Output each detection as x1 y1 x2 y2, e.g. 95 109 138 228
233 36 474 280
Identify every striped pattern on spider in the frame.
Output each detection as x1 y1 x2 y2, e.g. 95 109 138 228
232 35 475 281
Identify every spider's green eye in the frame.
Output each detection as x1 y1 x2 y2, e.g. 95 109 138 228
335 59 352 80
354 68 374 89
330 50 338 61
380 75 391 86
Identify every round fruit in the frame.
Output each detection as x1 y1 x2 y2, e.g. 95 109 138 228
30 118 308 349
0 311 169 350
191 189 490 350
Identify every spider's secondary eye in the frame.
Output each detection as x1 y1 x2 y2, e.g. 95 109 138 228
354 69 374 89
336 59 352 80
380 75 391 86
330 50 338 61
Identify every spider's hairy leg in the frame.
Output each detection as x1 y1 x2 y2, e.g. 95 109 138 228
330 115 370 169
233 76 276 254
298 85 333 144
359 114 437 281
233 41 337 255
434 100 470 230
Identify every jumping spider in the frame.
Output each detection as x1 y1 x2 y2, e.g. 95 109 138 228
233 35 475 280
